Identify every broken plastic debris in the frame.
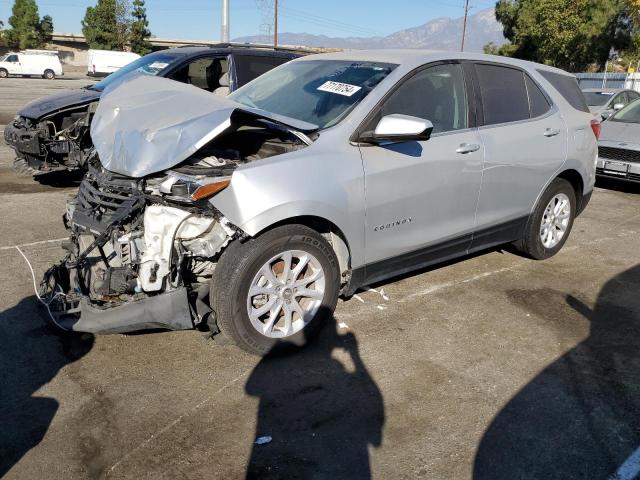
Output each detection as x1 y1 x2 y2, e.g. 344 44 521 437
255 436 272 445
338 322 349 329
380 288 389 301
353 294 365 303
377 305 387 311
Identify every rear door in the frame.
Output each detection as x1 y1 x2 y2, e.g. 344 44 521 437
470 62 567 249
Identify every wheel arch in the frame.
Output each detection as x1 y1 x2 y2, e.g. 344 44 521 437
557 168 585 211
252 215 352 279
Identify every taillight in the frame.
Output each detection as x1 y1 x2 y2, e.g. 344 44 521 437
590 118 601 140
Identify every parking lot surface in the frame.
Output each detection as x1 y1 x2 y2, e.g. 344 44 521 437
1 78 639 479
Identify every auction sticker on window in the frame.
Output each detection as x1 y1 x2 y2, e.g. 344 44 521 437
317 81 362 97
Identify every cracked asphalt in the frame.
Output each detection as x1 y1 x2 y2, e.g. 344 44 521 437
1 77 639 480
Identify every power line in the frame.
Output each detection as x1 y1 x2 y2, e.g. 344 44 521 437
461 0 470 51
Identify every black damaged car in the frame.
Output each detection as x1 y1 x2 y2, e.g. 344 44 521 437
4 44 307 178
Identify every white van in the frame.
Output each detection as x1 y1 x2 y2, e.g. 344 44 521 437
87 50 140 77
0 50 63 79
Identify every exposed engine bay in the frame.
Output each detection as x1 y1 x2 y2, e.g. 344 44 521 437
40 121 309 334
5 103 98 175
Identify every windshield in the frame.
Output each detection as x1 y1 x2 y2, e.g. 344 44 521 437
91 52 180 92
583 91 614 106
610 98 640 123
229 60 396 129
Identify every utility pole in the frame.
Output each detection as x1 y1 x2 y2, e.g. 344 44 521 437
221 0 230 43
274 0 279 47
460 0 470 52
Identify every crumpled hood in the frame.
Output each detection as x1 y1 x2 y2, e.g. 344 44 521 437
19 88 101 120
91 75 318 178
599 120 640 149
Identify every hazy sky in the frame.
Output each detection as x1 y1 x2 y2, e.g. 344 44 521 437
0 0 494 41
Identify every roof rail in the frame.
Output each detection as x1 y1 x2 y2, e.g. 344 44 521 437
177 42 321 54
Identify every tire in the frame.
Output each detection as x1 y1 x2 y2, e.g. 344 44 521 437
515 178 576 260
0 69 8 79
44 69 55 80
211 224 340 355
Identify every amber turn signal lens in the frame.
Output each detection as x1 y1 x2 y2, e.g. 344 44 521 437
191 179 231 201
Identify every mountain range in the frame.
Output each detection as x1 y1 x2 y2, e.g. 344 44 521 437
234 8 506 52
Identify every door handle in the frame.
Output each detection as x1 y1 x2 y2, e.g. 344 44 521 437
456 143 480 154
544 128 561 137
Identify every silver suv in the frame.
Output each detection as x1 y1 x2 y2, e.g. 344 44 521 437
41 51 599 355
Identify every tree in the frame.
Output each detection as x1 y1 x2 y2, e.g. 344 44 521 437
5 0 54 49
490 0 631 71
0 20 5 47
129 0 152 55
82 0 131 51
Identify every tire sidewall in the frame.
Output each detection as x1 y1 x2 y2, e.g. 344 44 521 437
44 70 54 79
218 228 340 355
528 179 576 259
0 69 8 78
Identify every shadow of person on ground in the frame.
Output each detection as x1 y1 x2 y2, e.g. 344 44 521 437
245 309 384 480
474 265 640 480
0 296 93 477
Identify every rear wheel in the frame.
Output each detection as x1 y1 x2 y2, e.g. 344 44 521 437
44 69 55 80
211 224 340 355
515 178 576 260
0 69 8 79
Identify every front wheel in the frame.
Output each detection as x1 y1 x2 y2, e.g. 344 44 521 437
44 69 55 80
211 225 341 355
0 69 8 79
515 178 576 260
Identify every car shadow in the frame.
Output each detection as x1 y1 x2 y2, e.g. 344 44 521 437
596 176 640 194
244 309 385 479
473 264 640 479
0 296 94 477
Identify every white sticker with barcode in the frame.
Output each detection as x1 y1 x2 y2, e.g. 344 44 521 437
317 81 362 97
148 62 169 70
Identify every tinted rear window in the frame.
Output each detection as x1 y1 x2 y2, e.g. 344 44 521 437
476 64 530 125
525 74 551 117
234 55 292 87
538 70 588 112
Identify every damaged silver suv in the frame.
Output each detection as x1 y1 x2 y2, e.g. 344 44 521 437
41 51 598 354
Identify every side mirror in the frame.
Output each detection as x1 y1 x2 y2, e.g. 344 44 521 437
361 114 434 143
613 103 625 111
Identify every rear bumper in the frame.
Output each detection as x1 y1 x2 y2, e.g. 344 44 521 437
596 157 640 183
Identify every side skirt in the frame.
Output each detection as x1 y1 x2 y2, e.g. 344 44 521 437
343 216 528 296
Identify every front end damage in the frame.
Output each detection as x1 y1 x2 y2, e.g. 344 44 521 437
41 158 241 333
40 76 314 334
5 103 98 175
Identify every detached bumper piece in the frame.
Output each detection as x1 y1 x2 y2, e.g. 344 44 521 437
40 262 194 334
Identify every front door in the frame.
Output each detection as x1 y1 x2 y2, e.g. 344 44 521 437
358 62 483 283
5 54 21 75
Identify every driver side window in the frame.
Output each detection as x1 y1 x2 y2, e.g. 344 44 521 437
371 63 468 135
7 55 18 63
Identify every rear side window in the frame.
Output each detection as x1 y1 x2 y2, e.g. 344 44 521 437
537 70 589 112
234 55 292 87
476 64 530 125
525 75 551 117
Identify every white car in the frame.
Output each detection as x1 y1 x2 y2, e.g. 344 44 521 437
0 51 63 79
87 49 141 77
